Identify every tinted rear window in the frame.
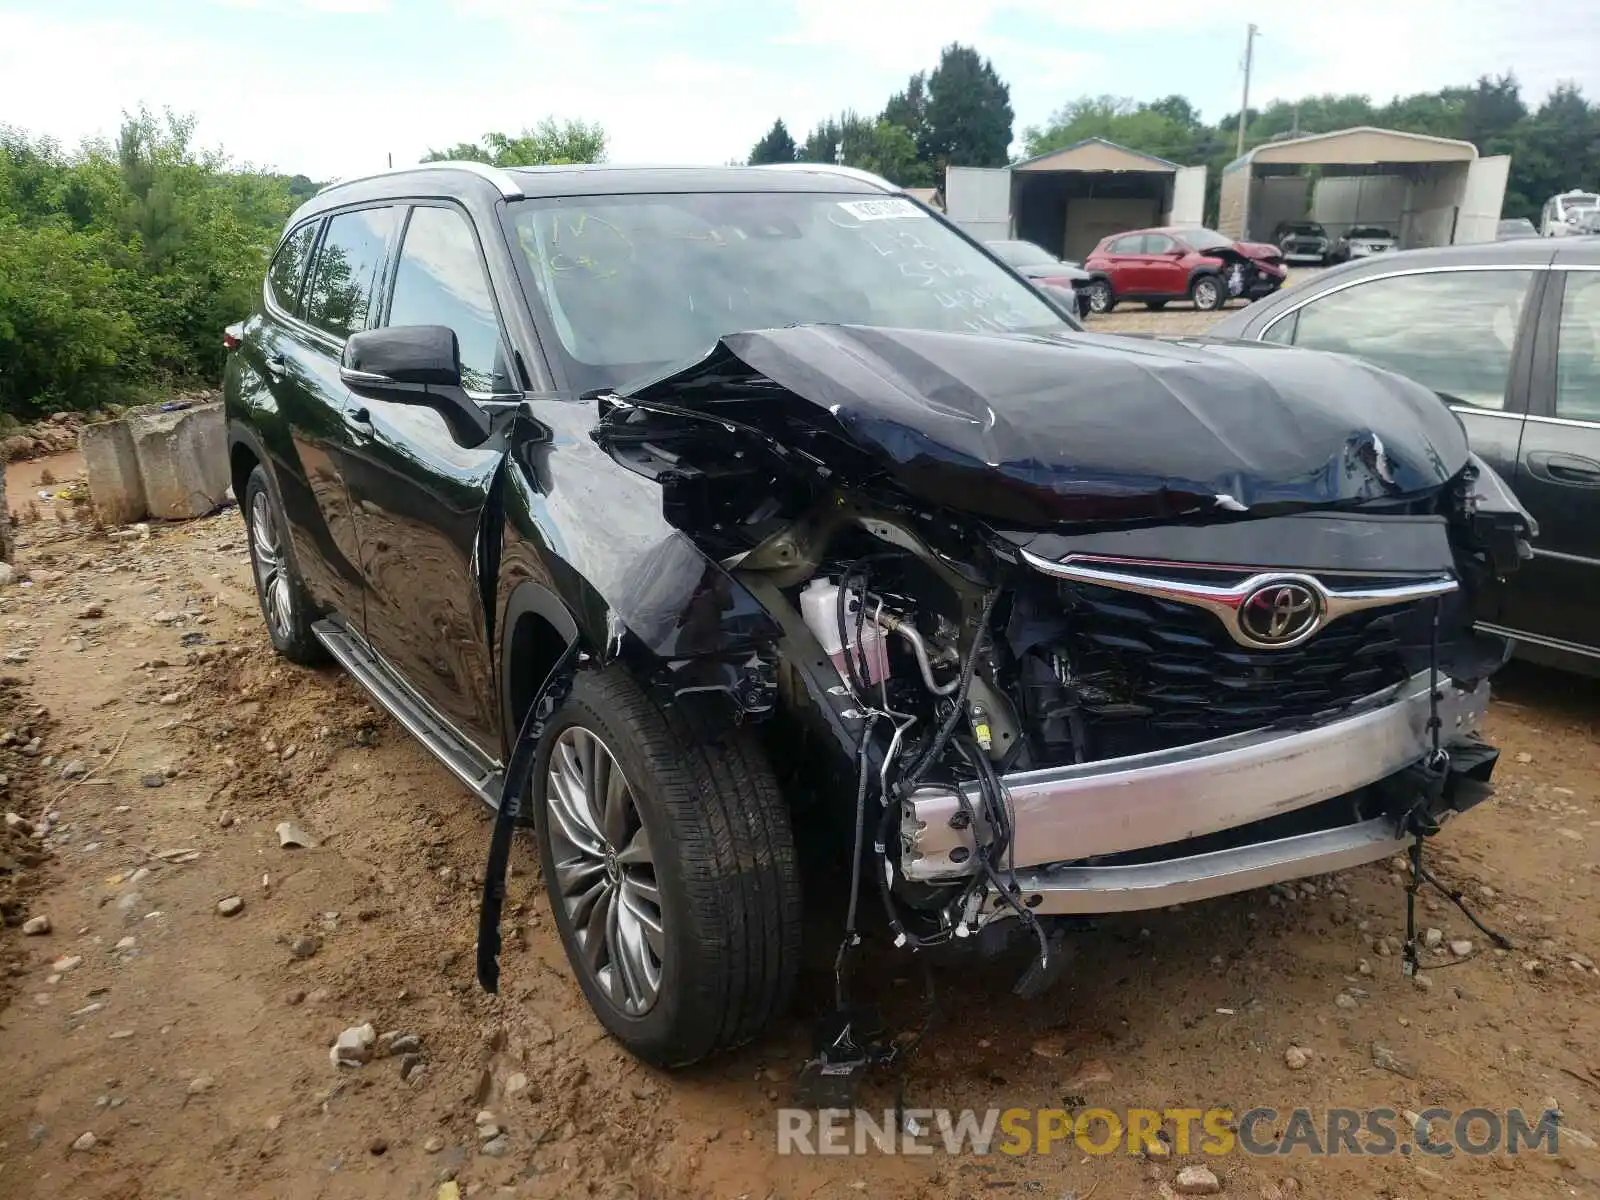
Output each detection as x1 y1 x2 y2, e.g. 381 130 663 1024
304 207 398 339
268 222 318 315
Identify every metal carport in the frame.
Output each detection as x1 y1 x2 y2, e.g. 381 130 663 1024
1217 126 1509 249
946 138 1206 262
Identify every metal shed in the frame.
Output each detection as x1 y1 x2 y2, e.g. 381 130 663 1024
946 138 1206 262
1217 126 1509 249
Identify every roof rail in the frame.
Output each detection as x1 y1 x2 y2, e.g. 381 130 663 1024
757 162 899 192
316 160 525 200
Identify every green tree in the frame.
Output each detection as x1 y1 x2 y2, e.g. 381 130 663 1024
922 43 1013 170
423 118 607 167
748 118 797 165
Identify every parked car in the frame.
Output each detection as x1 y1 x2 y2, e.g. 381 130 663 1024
225 162 1530 1068
1211 238 1599 675
1334 224 1398 261
1273 220 1332 265
1496 217 1540 241
1540 190 1600 237
1082 226 1287 313
985 238 1093 317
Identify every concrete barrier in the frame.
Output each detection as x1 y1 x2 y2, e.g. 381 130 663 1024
81 401 229 524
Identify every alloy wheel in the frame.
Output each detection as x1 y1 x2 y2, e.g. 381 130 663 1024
544 726 663 1015
1088 283 1111 313
1194 279 1220 309
249 491 295 643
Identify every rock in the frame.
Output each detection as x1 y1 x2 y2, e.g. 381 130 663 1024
438 1184 461 1200
1335 992 1359 1010
424 1136 445 1153
156 693 182 707
216 897 244 917
51 955 82 973
77 605 104 620
289 935 318 960
1371 1043 1418 1079
4 812 33 835
22 915 50 936
1029 1033 1068 1059
400 1053 426 1082
276 821 317 849
1174 1164 1221 1194
72 1131 97 1153
114 936 136 951
1064 1058 1114 1089
1284 1046 1311 1071
188 1075 215 1095
1423 928 1443 949
1448 939 1474 957
479 1134 509 1157
387 1033 422 1056
331 1023 377 1067
218 812 234 829
0 563 13 589
1515 751 1533 764
1412 973 1435 992
505 1072 530 1098
59 759 88 780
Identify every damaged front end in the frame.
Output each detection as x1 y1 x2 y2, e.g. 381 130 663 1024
591 322 1534 950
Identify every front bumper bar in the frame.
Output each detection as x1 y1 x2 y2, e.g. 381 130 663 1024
902 671 1489 884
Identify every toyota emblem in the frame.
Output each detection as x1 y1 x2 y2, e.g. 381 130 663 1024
1238 581 1322 646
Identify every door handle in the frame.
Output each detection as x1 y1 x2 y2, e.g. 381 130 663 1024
264 353 286 379
1527 450 1600 487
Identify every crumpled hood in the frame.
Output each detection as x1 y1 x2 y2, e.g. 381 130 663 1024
624 324 1471 527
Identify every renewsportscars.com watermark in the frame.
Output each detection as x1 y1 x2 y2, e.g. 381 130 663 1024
777 1106 1564 1158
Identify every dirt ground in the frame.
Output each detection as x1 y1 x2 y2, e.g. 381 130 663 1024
2 311 1599 1198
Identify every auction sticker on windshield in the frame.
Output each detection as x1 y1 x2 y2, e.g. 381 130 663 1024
836 198 927 222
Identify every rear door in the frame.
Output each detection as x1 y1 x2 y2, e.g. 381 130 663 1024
255 208 398 621
338 201 516 755
1501 267 1600 656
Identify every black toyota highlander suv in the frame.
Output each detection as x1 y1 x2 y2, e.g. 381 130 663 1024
225 161 1533 1068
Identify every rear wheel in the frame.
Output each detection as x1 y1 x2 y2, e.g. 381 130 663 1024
243 466 326 665
1086 279 1115 314
531 666 801 1067
1190 274 1225 312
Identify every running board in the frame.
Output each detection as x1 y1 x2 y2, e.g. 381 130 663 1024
312 620 504 808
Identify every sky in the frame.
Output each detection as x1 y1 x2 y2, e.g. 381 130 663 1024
2 0 1597 182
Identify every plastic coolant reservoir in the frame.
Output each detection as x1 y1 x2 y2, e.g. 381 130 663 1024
799 577 889 687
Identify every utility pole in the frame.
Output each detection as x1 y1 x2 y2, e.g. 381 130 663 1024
1236 23 1259 158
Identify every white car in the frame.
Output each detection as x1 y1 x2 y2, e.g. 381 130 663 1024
1335 225 1398 261
1540 190 1600 237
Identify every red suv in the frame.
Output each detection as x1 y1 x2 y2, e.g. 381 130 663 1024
1083 226 1286 314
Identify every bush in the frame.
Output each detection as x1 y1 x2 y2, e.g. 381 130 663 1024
0 222 137 415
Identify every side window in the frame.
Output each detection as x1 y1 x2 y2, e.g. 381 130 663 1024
1283 269 1535 410
386 206 514 394
1555 272 1600 422
304 206 398 339
267 221 318 315
1143 234 1176 255
1107 235 1140 255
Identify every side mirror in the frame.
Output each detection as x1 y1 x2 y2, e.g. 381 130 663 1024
341 326 491 445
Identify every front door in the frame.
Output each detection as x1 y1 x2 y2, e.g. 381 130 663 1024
1503 268 1600 657
1139 233 1187 297
339 202 517 756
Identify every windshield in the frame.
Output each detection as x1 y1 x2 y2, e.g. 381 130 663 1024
1348 226 1391 239
1175 227 1233 251
988 239 1058 268
1281 223 1325 236
508 191 1066 391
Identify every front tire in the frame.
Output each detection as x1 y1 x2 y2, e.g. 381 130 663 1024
243 465 326 665
1190 274 1225 312
531 666 801 1067
1086 279 1115 314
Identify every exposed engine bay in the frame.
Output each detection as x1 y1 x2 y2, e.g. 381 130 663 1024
590 322 1535 977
